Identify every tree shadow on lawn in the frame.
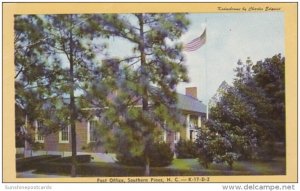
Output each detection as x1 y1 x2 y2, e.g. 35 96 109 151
167 157 285 175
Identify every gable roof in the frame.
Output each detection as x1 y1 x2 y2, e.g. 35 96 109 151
177 93 207 114
52 90 207 114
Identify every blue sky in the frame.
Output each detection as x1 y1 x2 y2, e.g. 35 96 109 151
103 12 284 104
178 13 284 104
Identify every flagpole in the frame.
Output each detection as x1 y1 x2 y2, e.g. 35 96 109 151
182 18 208 119
205 18 209 120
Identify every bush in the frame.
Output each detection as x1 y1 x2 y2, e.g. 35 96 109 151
116 153 144 166
257 141 276 161
116 142 174 167
35 161 209 177
16 155 61 172
175 140 197 159
147 142 174 167
36 162 144 176
51 155 91 163
274 142 285 157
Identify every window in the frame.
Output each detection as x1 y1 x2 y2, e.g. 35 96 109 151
190 130 193 141
88 120 98 143
59 125 70 143
190 130 197 141
174 132 180 143
190 117 198 128
35 121 44 143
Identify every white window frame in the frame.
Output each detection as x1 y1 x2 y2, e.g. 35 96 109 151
174 131 180 143
59 125 70 143
87 118 99 143
35 121 44 143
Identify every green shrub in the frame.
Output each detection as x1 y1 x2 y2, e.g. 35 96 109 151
116 142 173 167
195 126 215 168
16 155 61 172
37 162 145 176
148 142 174 167
116 153 144 166
274 142 285 157
35 161 209 177
175 140 197 159
257 141 276 161
51 155 91 163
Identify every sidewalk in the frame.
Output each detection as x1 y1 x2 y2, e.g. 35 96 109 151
17 170 70 178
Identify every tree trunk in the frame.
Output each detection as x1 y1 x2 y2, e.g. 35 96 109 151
138 13 151 177
69 17 77 177
137 13 148 112
70 117 76 177
144 156 150 176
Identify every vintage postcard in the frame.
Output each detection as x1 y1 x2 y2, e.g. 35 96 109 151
2 2 297 183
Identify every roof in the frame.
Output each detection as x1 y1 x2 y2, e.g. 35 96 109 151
176 93 207 114
46 90 207 114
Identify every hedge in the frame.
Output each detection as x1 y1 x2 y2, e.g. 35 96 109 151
16 155 91 172
16 155 61 172
36 162 142 176
50 155 91 163
35 161 205 176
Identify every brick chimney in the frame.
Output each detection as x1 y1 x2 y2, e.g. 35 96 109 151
185 87 197 99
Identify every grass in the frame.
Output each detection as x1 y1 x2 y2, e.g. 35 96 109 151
168 159 198 170
30 157 285 177
232 158 286 174
168 157 285 175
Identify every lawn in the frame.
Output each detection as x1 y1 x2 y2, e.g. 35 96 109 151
168 157 285 175
28 157 285 177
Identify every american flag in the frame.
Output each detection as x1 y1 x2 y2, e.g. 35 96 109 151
183 29 206 52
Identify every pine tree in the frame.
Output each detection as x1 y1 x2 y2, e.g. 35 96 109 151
85 13 190 175
15 15 55 148
15 14 109 176
15 13 191 176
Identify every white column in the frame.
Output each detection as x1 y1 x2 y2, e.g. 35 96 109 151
186 114 190 140
198 115 202 128
163 121 167 142
174 131 181 143
87 121 90 143
163 130 167 142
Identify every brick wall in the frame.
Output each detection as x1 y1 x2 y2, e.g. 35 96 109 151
26 120 105 153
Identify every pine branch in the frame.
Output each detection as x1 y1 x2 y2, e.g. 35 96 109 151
124 58 141 70
15 66 24 79
26 37 49 49
118 56 141 63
